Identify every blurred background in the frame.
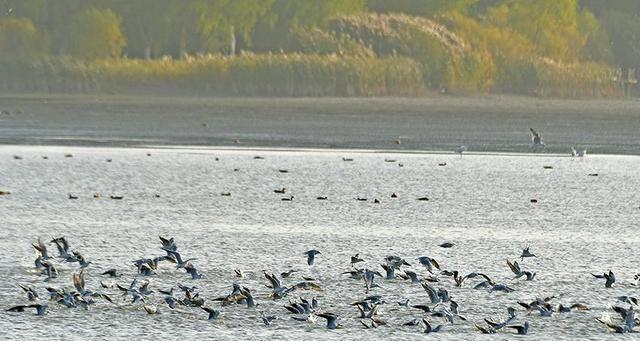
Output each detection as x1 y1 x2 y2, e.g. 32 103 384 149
1 0 639 97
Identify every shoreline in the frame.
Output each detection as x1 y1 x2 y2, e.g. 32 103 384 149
2 93 639 156
2 143 638 158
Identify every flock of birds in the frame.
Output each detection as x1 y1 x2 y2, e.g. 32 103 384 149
6 235 640 335
4 127 636 336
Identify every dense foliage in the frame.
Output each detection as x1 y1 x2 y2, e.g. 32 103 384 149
0 0 637 97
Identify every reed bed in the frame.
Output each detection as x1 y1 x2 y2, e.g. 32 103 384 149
0 53 424 96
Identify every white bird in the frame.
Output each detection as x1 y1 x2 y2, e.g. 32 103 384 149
455 145 467 158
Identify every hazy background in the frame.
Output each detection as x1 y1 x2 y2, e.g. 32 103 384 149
1 0 639 97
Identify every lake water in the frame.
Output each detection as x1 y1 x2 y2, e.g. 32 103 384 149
0 145 639 340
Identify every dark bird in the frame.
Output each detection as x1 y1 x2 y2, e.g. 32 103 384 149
305 250 321 266
591 270 615 288
508 321 530 335
520 246 536 260
317 312 339 329
7 304 47 315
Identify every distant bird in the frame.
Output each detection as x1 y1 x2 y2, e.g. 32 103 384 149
101 269 122 278
530 128 545 147
520 246 536 260
395 137 401 145
422 319 443 333
439 242 455 248
416 256 440 273
351 254 365 265
143 304 157 314
261 313 277 326
305 250 321 265
342 157 354 162
317 312 339 329
508 321 530 335
455 145 467 158
68 194 78 200
7 304 47 316
591 270 615 288
19 285 39 301
506 259 536 280
201 307 221 320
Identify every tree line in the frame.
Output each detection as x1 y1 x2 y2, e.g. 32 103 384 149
0 0 638 97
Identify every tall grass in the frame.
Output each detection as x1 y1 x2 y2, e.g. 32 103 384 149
0 53 424 96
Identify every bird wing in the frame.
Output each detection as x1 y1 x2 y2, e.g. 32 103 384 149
421 282 439 303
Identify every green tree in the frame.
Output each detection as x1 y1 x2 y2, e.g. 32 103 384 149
0 17 48 60
599 11 640 68
252 0 365 52
69 8 126 59
367 0 478 16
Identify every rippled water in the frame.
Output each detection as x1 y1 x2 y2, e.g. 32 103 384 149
1 146 639 340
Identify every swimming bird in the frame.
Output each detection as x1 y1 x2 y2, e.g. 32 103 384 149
143 304 158 314
305 250 321 266
475 323 497 334
201 307 221 320
422 319 443 333
591 270 615 288
274 188 286 194
316 196 327 200
281 195 294 201
439 242 455 248
262 313 277 325
351 254 365 265
489 283 515 293
391 193 398 198
507 321 530 335
530 128 545 147
317 312 339 329
280 269 298 278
